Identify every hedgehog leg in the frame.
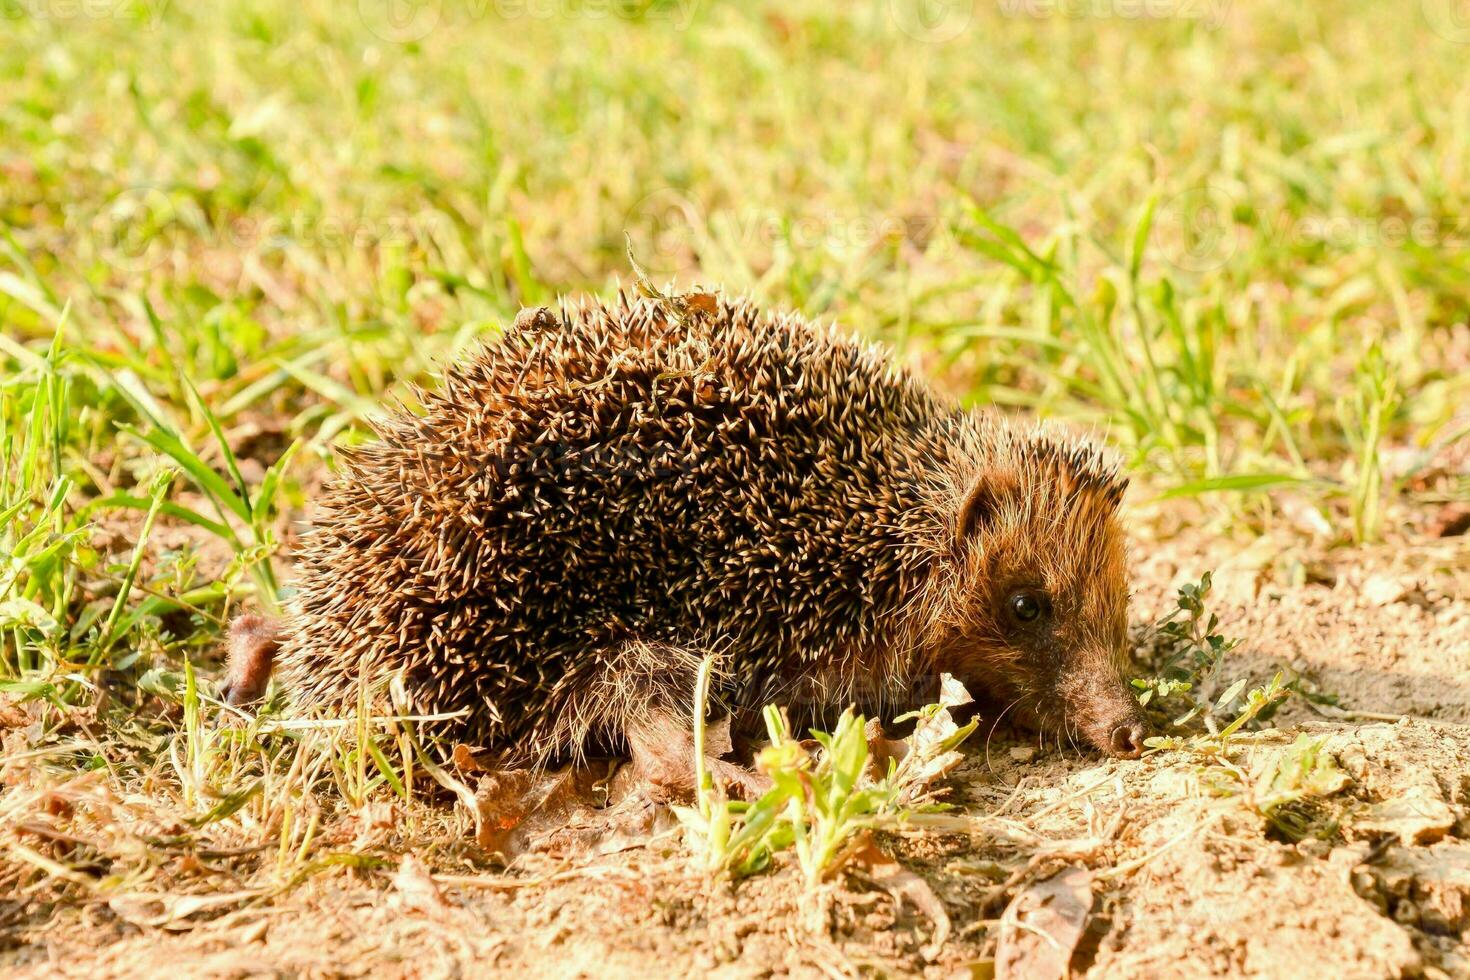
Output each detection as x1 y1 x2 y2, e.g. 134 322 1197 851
220 614 281 706
592 641 767 801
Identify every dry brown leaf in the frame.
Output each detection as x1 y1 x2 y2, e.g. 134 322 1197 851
850 839 951 962
451 743 493 773
995 867 1094 980
361 799 398 826
684 292 719 316
473 764 614 858
352 799 399 848
0 692 30 730
1428 501 1470 538
534 794 678 859
864 717 908 778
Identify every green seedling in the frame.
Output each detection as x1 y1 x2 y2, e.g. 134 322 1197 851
676 657 977 885
1204 733 1350 841
1132 572 1248 733
1131 573 1302 761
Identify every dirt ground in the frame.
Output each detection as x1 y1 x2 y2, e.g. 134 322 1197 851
3 498 1469 980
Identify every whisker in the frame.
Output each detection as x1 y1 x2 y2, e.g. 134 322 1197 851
1064 715 1083 758
983 695 1024 774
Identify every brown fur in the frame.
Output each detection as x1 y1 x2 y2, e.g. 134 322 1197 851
222 614 280 706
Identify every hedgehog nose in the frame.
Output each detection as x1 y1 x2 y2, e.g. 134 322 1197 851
1109 721 1144 758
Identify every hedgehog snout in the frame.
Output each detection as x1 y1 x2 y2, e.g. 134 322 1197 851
1057 660 1148 759
1108 719 1145 758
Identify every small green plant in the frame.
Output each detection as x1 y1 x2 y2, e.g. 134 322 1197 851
1143 671 1293 754
675 658 976 884
1340 340 1401 544
1203 733 1349 841
1130 577 1344 837
1132 572 1248 732
1132 572 1300 758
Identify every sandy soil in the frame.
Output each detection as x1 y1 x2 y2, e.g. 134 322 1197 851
3 503 1468 980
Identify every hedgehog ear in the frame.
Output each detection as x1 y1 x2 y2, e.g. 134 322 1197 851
956 469 1017 541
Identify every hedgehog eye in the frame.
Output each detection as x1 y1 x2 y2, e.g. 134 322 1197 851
1006 590 1047 625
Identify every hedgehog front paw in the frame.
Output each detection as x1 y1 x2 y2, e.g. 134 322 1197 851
220 614 280 706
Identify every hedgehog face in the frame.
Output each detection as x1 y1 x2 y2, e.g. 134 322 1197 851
937 457 1145 758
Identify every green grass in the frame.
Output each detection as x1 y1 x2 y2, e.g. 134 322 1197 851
1 0 1468 914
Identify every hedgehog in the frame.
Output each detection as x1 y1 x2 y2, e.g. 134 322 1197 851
224 293 1145 793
